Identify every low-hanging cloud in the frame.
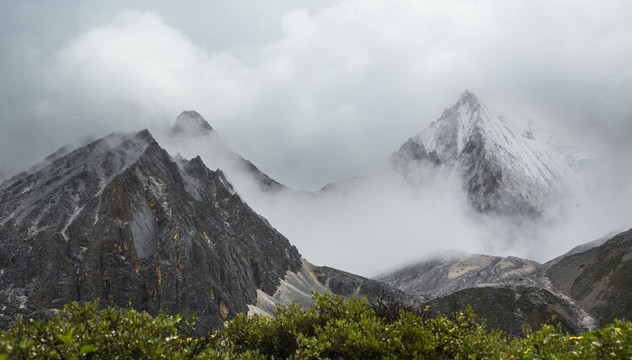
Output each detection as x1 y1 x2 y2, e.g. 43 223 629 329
154 120 632 277
2 1 631 189
1 1 631 276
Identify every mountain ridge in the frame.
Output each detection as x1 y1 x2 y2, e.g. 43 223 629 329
0 125 407 333
0 128 303 333
378 227 632 335
390 90 581 217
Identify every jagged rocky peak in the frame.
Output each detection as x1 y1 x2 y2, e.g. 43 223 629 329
0 127 303 333
171 110 214 136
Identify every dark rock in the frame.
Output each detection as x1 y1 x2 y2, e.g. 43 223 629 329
379 229 632 335
0 129 301 334
425 286 585 337
313 266 412 301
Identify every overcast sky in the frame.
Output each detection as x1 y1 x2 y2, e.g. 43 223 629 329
1 0 631 190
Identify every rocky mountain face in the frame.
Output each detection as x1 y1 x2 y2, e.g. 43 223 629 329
0 106 626 338
390 90 580 217
426 286 586 337
0 127 407 333
248 260 414 318
0 129 302 333
379 228 632 336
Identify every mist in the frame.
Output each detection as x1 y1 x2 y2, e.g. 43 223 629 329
149 116 632 278
2 2 632 188
1 1 631 276
236 154 632 278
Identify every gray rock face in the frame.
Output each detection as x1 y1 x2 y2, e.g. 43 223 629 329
311 266 412 301
172 110 214 135
391 90 580 217
0 129 301 333
248 260 413 317
379 229 632 335
378 252 591 335
377 252 547 300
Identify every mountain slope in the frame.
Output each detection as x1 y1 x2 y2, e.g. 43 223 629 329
391 90 580 217
425 286 587 336
164 111 286 193
377 252 547 299
379 228 632 335
0 129 301 333
547 228 632 327
0 127 409 333
377 251 594 335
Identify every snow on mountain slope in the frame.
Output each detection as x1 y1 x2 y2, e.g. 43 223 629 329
391 90 582 217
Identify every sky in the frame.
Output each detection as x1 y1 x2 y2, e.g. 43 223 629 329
1 1 631 275
1 0 631 189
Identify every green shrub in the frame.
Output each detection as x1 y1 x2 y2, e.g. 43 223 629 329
0 301 218 359
217 293 508 359
1 294 631 359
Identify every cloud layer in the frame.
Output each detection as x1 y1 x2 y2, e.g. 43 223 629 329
2 1 631 189
1 1 631 275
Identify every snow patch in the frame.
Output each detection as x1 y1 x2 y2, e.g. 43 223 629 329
60 205 85 241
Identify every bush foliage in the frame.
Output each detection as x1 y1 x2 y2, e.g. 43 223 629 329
1 293 631 359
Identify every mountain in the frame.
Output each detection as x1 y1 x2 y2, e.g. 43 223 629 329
376 252 593 336
0 129 302 333
0 127 406 333
377 252 547 300
164 111 285 193
0 136 96 189
390 90 581 217
248 261 413 317
547 228 632 327
425 286 587 337
378 228 632 336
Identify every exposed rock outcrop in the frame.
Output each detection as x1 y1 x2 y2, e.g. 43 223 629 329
0 129 301 333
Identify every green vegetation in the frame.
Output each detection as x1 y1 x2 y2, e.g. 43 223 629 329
609 259 632 291
1 294 631 359
573 253 623 295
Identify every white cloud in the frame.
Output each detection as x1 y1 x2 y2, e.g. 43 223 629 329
44 11 257 128
1 1 631 275
3 1 626 189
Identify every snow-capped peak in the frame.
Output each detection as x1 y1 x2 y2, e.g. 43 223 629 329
455 89 483 111
416 90 510 160
391 91 582 217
